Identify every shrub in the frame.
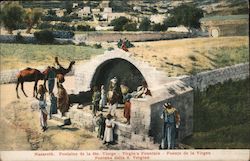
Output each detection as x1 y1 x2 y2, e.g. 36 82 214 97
139 17 151 31
109 16 129 31
93 43 102 49
188 55 197 61
15 32 23 42
123 22 137 31
54 23 75 31
37 22 53 29
77 25 95 31
152 23 167 31
34 30 54 44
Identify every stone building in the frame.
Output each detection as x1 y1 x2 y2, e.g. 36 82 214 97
200 14 249 37
71 49 194 149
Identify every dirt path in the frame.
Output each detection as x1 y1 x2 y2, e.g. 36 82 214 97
0 76 104 150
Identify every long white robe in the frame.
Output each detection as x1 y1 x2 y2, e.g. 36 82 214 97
103 119 115 143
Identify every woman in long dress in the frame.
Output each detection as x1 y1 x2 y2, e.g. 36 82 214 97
103 114 115 145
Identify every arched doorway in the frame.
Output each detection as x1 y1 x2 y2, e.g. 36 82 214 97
90 58 147 92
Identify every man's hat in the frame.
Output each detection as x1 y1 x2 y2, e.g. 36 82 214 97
164 102 171 108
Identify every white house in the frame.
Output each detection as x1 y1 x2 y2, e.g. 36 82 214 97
150 14 165 24
133 6 142 12
103 7 112 13
167 25 189 32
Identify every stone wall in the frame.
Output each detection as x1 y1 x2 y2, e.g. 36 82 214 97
74 32 190 43
68 80 193 149
0 69 19 84
0 34 73 44
179 63 249 91
1 31 190 44
0 35 37 43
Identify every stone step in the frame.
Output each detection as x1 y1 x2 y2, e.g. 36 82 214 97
52 113 71 125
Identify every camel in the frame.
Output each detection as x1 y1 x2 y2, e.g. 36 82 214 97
43 58 75 86
16 67 45 99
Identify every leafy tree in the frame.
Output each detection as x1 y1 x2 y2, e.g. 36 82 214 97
139 17 151 31
0 3 24 34
34 30 54 44
24 8 43 33
163 18 177 28
167 4 204 29
124 22 137 31
152 23 166 31
109 16 129 31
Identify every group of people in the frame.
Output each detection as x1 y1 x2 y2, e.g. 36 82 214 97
96 113 115 145
36 57 70 132
91 77 151 124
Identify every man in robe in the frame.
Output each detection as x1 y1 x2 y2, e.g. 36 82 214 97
57 83 69 117
103 114 115 145
47 66 56 94
37 84 48 132
96 113 105 140
160 102 180 149
92 86 101 116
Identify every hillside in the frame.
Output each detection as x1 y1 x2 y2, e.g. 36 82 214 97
19 0 249 15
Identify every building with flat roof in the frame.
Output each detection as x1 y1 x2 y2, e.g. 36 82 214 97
200 14 249 37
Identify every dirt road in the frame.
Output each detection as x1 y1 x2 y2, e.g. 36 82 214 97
0 76 104 150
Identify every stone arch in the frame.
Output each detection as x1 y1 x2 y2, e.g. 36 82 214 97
74 49 169 93
90 58 146 91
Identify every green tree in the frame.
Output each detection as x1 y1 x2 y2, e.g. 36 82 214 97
24 8 43 33
0 2 24 34
139 17 151 31
34 30 54 44
152 23 166 31
167 4 204 29
124 22 137 31
110 16 129 31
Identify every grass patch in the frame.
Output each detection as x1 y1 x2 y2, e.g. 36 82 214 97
183 78 250 148
212 46 249 67
0 43 105 70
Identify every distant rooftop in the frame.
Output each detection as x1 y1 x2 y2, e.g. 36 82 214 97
200 14 249 22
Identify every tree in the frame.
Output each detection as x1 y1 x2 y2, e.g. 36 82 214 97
34 30 54 44
110 16 130 31
139 17 151 31
152 23 166 31
24 8 43 33
124 22 137 31
167 4 204 29
0 3 24 34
